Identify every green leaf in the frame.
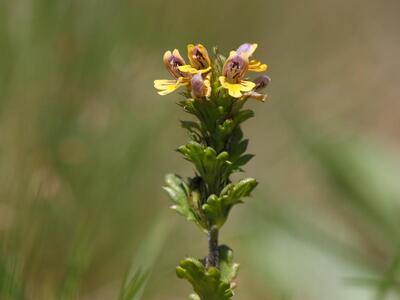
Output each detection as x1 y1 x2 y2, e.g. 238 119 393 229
218 245 240 284
232 109 254 126
202 195 225 228
220 178 258 206
202 178 258 228
181 120 202 132
229 127 244 146
181 120 203 142
229 154 254 172
163 174 197 223
177 142 231 192
231 98 248 114
230 139 249 159
176 246 239 300
176 258 234 300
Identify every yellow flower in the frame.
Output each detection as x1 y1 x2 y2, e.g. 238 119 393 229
218 52 256 98
154 49 190 95
219 43 269 99
236 43 267 72
178 44 212 75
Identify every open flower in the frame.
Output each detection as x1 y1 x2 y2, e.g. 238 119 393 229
154 49 190 95
178 44 212 75
219 43 269 99
219 52 256 98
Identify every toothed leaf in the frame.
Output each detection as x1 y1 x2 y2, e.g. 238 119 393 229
176 258 234 300
164 174 196 222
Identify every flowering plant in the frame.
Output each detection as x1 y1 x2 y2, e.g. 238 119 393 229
155 43 270 300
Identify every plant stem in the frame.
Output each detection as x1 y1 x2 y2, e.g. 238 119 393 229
206 226 219 269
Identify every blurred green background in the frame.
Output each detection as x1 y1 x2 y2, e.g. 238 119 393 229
1 0 400 299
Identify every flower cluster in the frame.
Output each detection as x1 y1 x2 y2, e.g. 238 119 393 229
154 43 270 101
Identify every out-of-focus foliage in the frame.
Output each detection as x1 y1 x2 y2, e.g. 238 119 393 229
118 216 171 300
0 0 399 299
241 130 400 300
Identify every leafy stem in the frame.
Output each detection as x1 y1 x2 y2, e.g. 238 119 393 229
207 226 219 269
159 44 269 300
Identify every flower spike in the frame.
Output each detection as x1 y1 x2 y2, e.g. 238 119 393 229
154 42 271 300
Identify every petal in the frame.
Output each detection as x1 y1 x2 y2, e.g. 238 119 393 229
154 79 176 89
239 80 256 92
236 43 258 57
222 53 249 83
201 66 212 74
219 76 245 98
163 51 172 65
178 65 211 74
187 43 211 69
178 64 198 74
228 85 243 98
154 78 187 95
172 49 185 63
163 49 186 78
205 79 211 97
219 76 228 87
205 73 212 97
243 91 267 102
187 44 195 54
248 60 267 72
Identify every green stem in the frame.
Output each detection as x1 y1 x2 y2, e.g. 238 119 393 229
206 226 219 269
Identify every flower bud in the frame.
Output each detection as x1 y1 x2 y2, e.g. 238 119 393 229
253 75 270 90
191 74 209 98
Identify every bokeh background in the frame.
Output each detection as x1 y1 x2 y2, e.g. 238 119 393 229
1 0 400 299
